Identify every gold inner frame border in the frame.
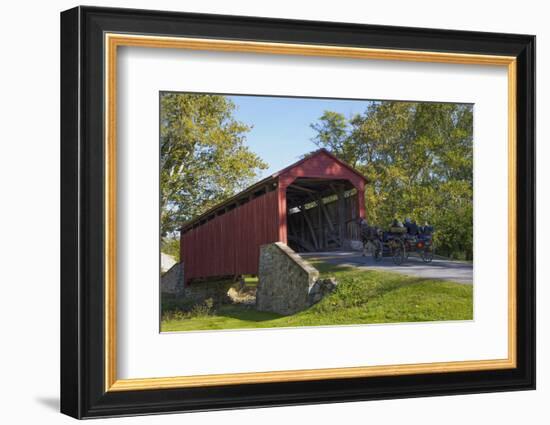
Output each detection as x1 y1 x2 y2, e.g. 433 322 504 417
104 33 517 392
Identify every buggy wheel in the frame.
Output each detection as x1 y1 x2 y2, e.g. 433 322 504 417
392 240 405 265
372 240 383 262
422 246 434 263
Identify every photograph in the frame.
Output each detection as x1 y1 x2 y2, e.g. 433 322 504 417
159 93 474 332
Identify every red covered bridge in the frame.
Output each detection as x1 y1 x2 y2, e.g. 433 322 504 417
179 149 367 284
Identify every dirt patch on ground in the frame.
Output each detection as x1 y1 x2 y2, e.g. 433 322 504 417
227 286 257 306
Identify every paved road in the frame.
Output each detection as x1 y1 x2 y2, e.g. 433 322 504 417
300 251 473 285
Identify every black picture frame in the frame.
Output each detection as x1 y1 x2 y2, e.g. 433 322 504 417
61 5 535 419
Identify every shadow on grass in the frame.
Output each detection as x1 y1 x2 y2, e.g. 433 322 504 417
213 305 284 322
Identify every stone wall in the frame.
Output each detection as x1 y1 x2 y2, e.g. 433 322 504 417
256 242 321 315
161 262 231 305
308 277 338 305
161 252 177 273
180 280 233 306
160 262 183 294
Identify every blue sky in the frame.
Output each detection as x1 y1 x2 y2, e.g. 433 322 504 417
227 95 373 177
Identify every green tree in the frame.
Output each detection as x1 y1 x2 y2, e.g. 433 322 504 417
311 101 473 260
160 93 267 237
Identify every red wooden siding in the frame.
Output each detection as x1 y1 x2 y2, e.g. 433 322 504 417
180 190 280 282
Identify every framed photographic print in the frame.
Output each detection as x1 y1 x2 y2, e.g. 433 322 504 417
60 6 535 419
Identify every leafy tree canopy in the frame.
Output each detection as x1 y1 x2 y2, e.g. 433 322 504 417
160 93 267 236
311 101 473 259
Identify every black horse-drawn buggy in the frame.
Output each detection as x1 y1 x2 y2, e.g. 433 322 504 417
360 219 434 265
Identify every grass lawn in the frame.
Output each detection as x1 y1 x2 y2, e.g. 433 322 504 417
161 261 473 332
